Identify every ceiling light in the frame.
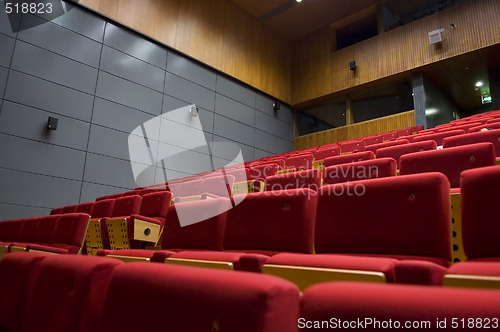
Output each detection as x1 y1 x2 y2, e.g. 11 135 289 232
296 0 302 2
475 81 484 87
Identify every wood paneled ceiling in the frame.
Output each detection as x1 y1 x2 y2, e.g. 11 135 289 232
230 0 380 41
231 0 497 112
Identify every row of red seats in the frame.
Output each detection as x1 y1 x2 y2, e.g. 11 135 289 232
100 172 450 285
0 213 89 255
100 164 500 289
2 251 499 332
263 141 495 190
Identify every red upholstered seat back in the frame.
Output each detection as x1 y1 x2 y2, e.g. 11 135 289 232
226 167 250 182
412 129 464 146
443 128 500 156
313 146 341 160
362 136 382 146
51 213 90 248
61 205 78 214
162 198 230 251
397 128 412 137
436 122 483 133
469 122 500 132
98 263 300 332
224 189 316 253
19 217 40 243
301 282 500 326
323 151 375 168
337 140 365 153
111 195 141 217
249 163 279 179
364 139 409 154
75 202 95 215
121 190 140 197
285 153 314 170
21 255 123 332
174 178 205 198
265 169 322 192
138 191 172 218
50 207 63 215
202 174 235 196
461 166 500 259
262 158 285 170
316 173 451 260
0 252 48 332
95 192 123 201
3 219 22 242
411 125 424 134
91 199 115 218
399 142 496 188
0 220 13 242
34 215 59 244
323 157 397 185
376 140 436 168
381 131 398 141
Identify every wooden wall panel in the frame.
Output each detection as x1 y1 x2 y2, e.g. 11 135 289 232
294 110 415 150
78 0 291 102
292 0 500 106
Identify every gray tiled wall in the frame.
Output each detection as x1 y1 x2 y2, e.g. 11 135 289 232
0 1 294 220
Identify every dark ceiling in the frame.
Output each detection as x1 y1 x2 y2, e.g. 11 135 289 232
230 0 497 113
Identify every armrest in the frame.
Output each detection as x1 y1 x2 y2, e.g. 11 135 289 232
239 253 270 273
394 260 448 286
26 244 69 255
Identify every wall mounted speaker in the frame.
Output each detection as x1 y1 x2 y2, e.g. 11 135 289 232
47 116 58 130
273 102 281 111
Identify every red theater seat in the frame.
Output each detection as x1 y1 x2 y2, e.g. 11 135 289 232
75 202 95 215
61 204 78 214
399 142 496 188
162 197 229 251
411 125 424 134
264 173 451 286
21 254 123 332
437 122 483 133
362 136 382 146
363 139 409 154
166 189 317 272
460 166 500 260
397 128 412 137
100 195 142 250
248 163 279 180
313 146 340 160
43 213 90 254
0 252 48 332
50 207 63 215
413 129 464 146
285 153 314 170
300 282 500 330
265 169 322 191
469 122 500 132
98 263 300 332
380 131 397 141
323 158 396 185
443 128 500 157
95 192 123 201
323 151 375 168
337 140 365 153
375 140 436 168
